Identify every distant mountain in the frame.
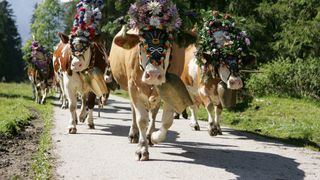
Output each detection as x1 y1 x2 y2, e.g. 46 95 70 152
7 0 42 44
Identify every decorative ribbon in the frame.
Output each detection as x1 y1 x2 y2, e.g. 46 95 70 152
149 47 164 54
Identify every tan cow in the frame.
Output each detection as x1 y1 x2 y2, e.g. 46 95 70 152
181 44 244 136
53 32 109 133
109 26 194 160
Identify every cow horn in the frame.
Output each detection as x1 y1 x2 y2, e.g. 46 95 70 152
120 25 128 38
157 73 193 113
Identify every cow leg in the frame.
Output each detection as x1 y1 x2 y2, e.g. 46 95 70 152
79 93 87 123
133 102 149 161
64 75 78 134
36 85 41 104
128 103 139 143
214 105 223 135
67 89 78 134
189 104 200 131
31 83 36 100
58 75 68 109
151 102 174 144
207 103 223 136
86 92 96 129
147 102 160 146
40 87 48 104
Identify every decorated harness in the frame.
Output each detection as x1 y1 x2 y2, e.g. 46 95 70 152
128 0 182 68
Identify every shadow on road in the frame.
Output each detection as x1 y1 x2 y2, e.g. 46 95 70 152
96 120 304 179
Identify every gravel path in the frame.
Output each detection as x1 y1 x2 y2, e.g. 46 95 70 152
52 95 320 180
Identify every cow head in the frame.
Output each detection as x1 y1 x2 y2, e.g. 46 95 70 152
115 26 172 86
199 29 244 90
217 57 243 90
69 36 92 72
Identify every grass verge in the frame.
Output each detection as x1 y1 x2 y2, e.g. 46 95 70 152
0 82 53 179
197 96 320 151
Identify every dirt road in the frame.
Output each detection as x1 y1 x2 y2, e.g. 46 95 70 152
52 95 320 180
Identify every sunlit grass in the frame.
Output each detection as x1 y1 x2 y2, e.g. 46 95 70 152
0 82 54 178
197 96 320 150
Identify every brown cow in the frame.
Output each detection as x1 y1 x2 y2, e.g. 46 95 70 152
53 33 109 133
27 42 53 104
109 25 195 160
180 44 244 136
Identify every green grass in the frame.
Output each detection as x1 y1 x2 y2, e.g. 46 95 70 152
112 89 130 99
111 89 320 150
197 96 320 151
0 82 53 179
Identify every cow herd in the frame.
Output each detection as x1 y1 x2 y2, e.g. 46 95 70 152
27 1 253 161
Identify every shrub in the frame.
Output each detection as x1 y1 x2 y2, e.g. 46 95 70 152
247 57 320 99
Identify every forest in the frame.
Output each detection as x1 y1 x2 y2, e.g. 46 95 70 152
0 0 319 99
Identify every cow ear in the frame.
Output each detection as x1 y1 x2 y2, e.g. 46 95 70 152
58 32 69 44
114 34 140 49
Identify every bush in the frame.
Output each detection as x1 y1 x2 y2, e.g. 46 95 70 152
247 57 320 99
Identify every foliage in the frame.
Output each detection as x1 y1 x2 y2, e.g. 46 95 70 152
0 0 25 82
62 1 78 34
256 0 320 60
247 57 320 99
31 0 63 50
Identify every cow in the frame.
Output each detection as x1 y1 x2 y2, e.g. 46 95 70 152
109 23 196 160
181 44 246 136
27 42 53 104
53 32 109 133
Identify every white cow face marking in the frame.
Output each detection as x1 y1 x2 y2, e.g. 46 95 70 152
70 37 92 72
218 58 243 90
70 47 91 72
138 28 172 86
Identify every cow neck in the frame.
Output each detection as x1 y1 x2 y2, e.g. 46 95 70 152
79 44 95 74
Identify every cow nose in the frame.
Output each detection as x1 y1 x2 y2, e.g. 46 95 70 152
145 71 161 80
228 79 243 89
72 61 83 70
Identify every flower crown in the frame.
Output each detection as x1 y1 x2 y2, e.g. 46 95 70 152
70 0 104 52
128 0 182 32
196 11 251 66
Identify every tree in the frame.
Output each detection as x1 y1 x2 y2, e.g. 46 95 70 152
31 0 63 50
61 1 78 34
0 0 25 82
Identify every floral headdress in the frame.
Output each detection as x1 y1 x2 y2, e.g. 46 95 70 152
70 0 104 53
196 11 251 68
31 40 50 71
128 0 182 32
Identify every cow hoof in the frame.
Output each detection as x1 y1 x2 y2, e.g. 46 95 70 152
190 123 200 131
147 134 153 146
173 113 180 119
69 128 77 134
79 116 87 123
208 128 219 136
129 135 139 144
182 113 188 119
135 151 149 161
88 124 95 129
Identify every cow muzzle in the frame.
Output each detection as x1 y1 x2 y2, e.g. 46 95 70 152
71 57 85 72
142 64 165 85
227 75 243 90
